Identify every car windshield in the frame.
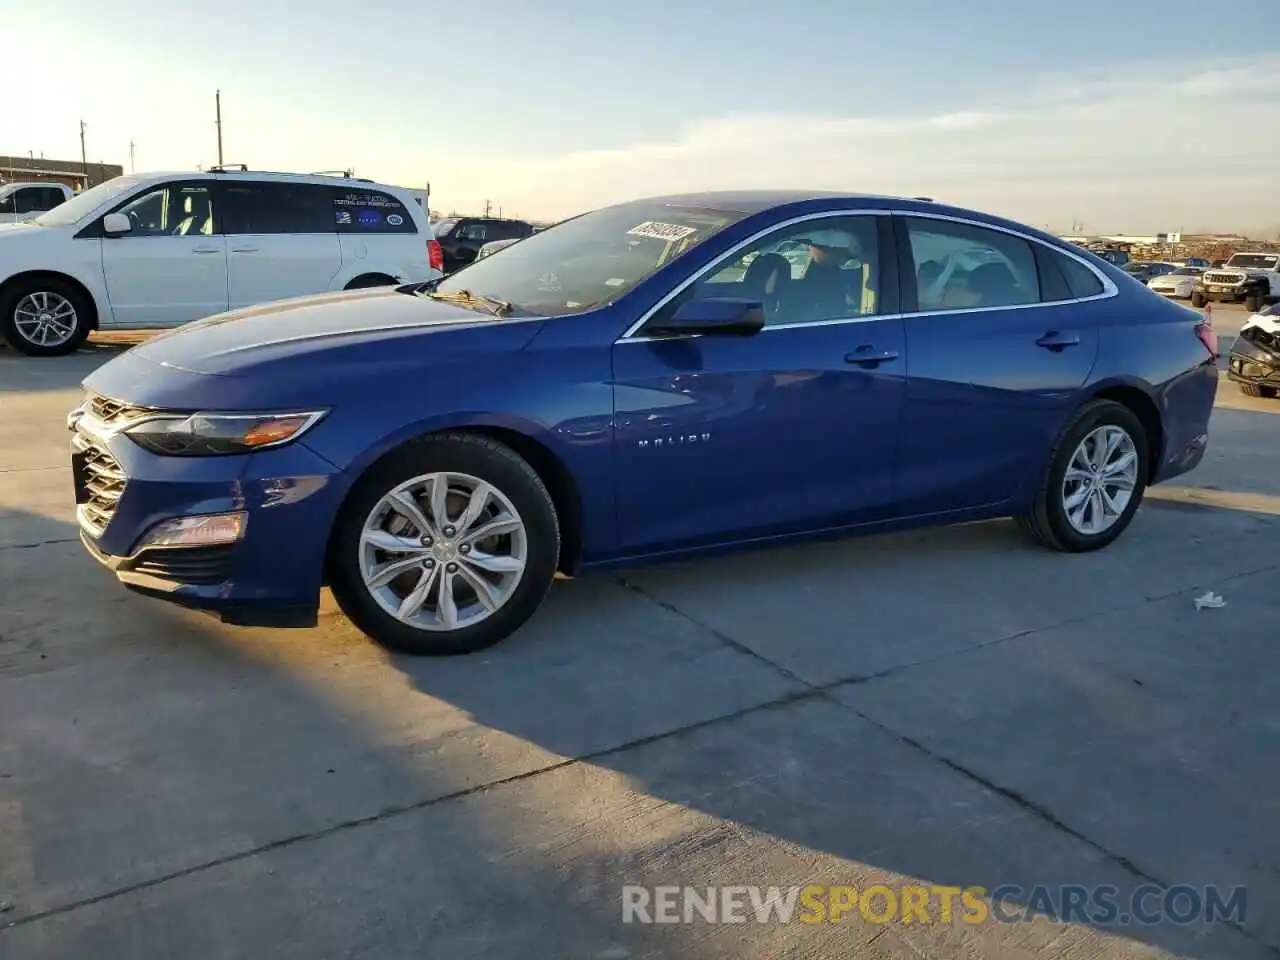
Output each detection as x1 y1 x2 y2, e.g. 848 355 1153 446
430 201 750 316
1173 267 1201 276
432 219 458 237
1226 254 1279 269
31 176 143 227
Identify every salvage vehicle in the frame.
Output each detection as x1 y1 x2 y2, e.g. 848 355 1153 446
1 167 442 356
1227 302 1280 398
1190 252 1280 312
0 181 73 223
68 191 1220 655
1148 266 1203 300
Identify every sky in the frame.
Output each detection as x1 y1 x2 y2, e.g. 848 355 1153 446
2 0 1279 234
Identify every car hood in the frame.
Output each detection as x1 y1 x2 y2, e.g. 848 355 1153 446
131 286 527 375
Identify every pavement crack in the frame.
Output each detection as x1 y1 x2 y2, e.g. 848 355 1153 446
0 538 79 553
0 685 827 932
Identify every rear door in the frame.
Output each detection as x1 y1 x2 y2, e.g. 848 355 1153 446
218 180 341 308
891 214 1102 516
98 180 229 325
331 187 426 283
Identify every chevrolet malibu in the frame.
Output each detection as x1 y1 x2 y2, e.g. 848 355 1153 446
69 191 1220 655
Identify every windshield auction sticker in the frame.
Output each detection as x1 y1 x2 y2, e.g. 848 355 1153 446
627 221 699 242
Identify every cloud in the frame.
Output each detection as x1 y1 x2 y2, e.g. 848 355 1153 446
453 55 1280 233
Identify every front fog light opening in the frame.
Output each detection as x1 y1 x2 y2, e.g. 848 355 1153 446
135 512 247 551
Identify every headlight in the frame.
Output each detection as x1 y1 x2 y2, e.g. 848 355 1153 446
124 410 328 456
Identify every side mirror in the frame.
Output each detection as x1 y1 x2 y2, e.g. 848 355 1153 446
102 213 132 235
646 297 765 338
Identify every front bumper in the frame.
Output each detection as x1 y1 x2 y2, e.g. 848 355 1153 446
1227 337 1280 390
1197 285 1250 302
69 409 346 627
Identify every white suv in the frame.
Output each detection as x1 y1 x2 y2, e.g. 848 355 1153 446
0 168 444 356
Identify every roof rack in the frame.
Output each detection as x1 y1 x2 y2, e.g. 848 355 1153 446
207 163 249 173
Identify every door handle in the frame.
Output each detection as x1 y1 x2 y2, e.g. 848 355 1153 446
844 346 900 368
230 246 259 253
191 246 221 254
1035 331 1081 351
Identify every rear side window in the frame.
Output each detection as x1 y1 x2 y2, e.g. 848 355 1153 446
904 217 1040 311
331 188 417 234
13 187 51 214
221 181 331 234
1053 251 1105 299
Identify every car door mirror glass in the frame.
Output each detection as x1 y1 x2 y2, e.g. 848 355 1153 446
646 297 765 338
103 212 132 235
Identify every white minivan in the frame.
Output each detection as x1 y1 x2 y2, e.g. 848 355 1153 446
0 168 444 356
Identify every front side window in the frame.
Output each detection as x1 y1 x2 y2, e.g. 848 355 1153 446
669 216 881 327
113 183 215 237
0 194 12 214
220 181 331 234
431 202 749 316
905 217 1040 311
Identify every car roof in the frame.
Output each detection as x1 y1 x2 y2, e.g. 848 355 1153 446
134 169 409 191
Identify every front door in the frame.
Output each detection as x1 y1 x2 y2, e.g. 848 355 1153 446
612 214 907 556
100 181 228 326
892 214 1100 516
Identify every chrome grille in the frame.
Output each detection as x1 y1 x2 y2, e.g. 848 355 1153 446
86 393 156 428
72 431 127 536
1204 272 1244 286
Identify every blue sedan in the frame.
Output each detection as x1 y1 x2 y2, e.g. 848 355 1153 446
69 191 1219 655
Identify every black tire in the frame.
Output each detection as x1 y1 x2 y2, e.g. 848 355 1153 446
1244 290 1264 313
1190 290 1206 308
344 274 397 290
328 433 560 655
0 276 92 357
1238 383 1278 399
1017 400 1150 553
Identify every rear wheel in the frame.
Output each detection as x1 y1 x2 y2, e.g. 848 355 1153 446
1238 383 1278 399
0 278 92 356
1017 400 1149 552
328 433 560 655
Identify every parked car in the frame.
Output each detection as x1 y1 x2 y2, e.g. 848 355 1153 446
475 236 523 260
432 216 534 272
0 181 73 224
0 168 443 356
1227 302 1280 398
1148 266 1203 300
1123 261 1178 284
1191 252 1280 313
70 191 1219 656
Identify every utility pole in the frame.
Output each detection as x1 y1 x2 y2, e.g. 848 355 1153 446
129 140 136 173
215 90 224 165
482 199 492 217
79 120 88 186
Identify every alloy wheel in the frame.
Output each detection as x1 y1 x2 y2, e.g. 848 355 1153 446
1061 425 1139 536
13 291 78 348
359 471 528 631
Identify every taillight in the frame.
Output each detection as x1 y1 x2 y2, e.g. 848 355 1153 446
427 239 444 272
1195 320 1219 358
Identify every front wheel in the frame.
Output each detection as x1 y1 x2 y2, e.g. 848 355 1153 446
0 278 92 356
328 433 560 655
1244 290 1264 313
1190 290 1206 308
1017 400 1149 552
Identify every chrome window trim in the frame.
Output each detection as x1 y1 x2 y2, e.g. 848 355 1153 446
891 208 1120 308
614 206 1118 344
616 209 890 343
